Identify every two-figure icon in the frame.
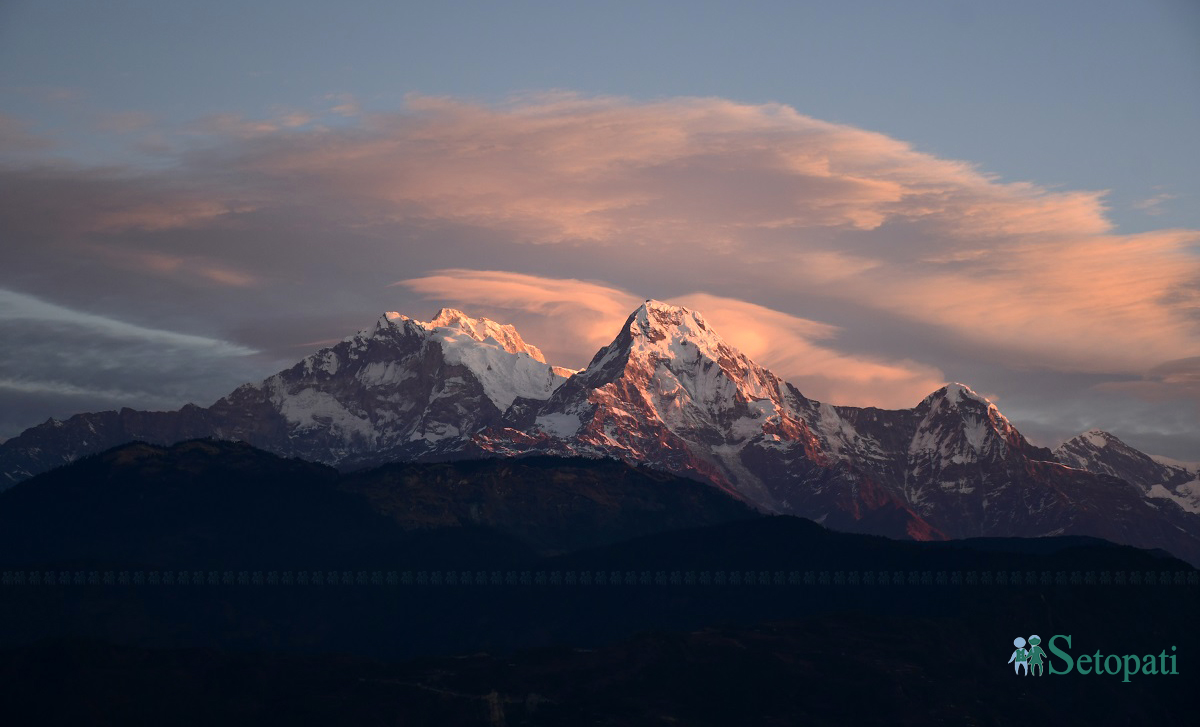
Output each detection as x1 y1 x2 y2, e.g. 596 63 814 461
1009 635 1046 675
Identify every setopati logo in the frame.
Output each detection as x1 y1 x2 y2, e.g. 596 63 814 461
1009 634 1179 682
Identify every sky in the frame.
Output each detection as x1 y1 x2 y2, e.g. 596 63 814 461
0 0 1198 458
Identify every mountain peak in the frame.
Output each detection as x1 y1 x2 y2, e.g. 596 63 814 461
1054 431 1200 513
1059 429 1124 452
428 307 472 328
632 300 709 331
405 308 548 363
920 382 993 410
638 299 688 314
377 310 412 328
906 381 1031 471
624 300 723 355
559 299 789 432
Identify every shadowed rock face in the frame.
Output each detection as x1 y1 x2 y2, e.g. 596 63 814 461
4 301 1200 565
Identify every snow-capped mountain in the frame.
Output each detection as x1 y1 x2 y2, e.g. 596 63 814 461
212 308 568 463
481 301 935 538
3 300 1199 564
0 308 568 482
1056 430 1200 515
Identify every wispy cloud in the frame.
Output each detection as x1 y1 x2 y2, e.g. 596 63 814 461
190 113 286 138
91 199 258 233
0 112 55 153
0 288 257 355
397 269 641 364
0 288 266 438
326 93 360 117
1133 191 1179 216
1097 356 1200 404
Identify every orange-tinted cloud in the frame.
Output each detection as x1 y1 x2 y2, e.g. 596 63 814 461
669 293 945 408
398 270 945 407
326 93 360 117
4 94 1198 401
397 269 640 363
91 199 256 232
230 94 1112 245
205 94 1196 378
98 249 258 288
836 229 1200 373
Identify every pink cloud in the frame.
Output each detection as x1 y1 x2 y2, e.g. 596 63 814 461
332 94 1113 241
398 270 945 407
4 94 1197 393
97 249 258 288
326 94 361 117
669 293 945 408
835 229 1200 373
397 270 640 364
91 199 256 233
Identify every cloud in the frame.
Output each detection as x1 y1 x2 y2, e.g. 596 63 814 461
91 199 258 233
396 269 641 365
102 250 258 287
669 293 945 408
188 110 321 138
0 288 256 355
0 113 55 153
1097 356 1200 405
1133 192 1179 216
0 163 259 236
358 94 1112 241
398 269 945 407
1 93 1198 445
277 111 314 129
850 229 1200 373
140 93 1191 377
0 377 164 403
0 288 266 439
326 93 361 117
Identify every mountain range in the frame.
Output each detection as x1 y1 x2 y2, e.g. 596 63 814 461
3 300 1198 563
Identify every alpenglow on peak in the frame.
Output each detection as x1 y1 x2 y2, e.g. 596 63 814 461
381 307 548 363
921 382 994 408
